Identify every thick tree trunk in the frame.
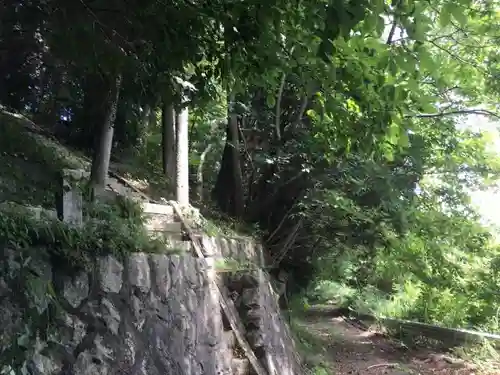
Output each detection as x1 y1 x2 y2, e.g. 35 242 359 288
90 73 122 189
175 98 189 205
161 100 176 180
76 74 109 150
212 97 245 217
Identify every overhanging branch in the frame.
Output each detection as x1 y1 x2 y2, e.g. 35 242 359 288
405 109 500 120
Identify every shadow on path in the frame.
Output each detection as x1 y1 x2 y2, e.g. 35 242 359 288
295 315 496 375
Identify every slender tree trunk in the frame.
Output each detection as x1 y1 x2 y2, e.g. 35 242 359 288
90 73 122 189
175 98 189 205
195 144 213 202
138 105 151 147
161 100 176 180
228 92 244 217
212 124 234 213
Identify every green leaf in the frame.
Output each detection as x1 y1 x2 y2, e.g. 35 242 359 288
383 143 395 161
387 123 400 145
395 54 413 73
306 109 318 119
439 5 452 27
418 48 435 72
375 15 385 37
388 59 398 76
420 102 438 113
266 94 276 108
398 132 410 148
448 3 468 26
376 53 390 70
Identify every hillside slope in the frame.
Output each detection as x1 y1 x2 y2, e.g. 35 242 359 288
0 110 88 207
0 110 160 208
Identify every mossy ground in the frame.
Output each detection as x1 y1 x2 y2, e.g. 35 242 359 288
0 111 87 208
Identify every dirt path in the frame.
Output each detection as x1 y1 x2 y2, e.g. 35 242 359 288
295 315 499 375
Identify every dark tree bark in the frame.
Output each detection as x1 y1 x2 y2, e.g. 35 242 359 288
228 93 244 217
212 97 245 218
74 74 109 150
90 73 122 189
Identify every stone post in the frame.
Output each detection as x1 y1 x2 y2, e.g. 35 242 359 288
57 169 88 227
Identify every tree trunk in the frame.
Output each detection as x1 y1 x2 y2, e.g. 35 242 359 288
195 144 213 202
162 100 176 180
212 124 234 213
90 73 123 190
75 74 109 150
138 105 151 147
175 98 189 205
228 92 245 217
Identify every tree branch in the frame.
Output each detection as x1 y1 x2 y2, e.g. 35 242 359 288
386 17 398 45
405 109 500 120
275 72 287 142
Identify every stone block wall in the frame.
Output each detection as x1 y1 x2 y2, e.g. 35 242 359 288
257 271 303 375
0 248 231 375
196 234 264 268
224 270 302 375
0 197 304 375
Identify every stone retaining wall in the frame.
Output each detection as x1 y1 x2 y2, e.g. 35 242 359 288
0 248 231 375
0 196 303 375
225 270 302 375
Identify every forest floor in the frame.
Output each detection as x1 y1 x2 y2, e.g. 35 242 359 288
294 314 500 375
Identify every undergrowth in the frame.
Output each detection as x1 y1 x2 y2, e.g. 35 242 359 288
114 154 263 240
0 198 185 272
303 253 500 334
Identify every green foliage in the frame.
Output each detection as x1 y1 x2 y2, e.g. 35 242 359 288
199 207 263 240
0 247 62 375
0 201 181 271
3 0 500 353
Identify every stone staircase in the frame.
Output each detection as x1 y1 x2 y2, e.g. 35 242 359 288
140 201 263 375
55 169 303 375
140 201 304 375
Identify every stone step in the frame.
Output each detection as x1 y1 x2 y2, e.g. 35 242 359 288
148 230 184 242
144 216 182 233
158 238 192 252
231 358 250 375
141 202 175 216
